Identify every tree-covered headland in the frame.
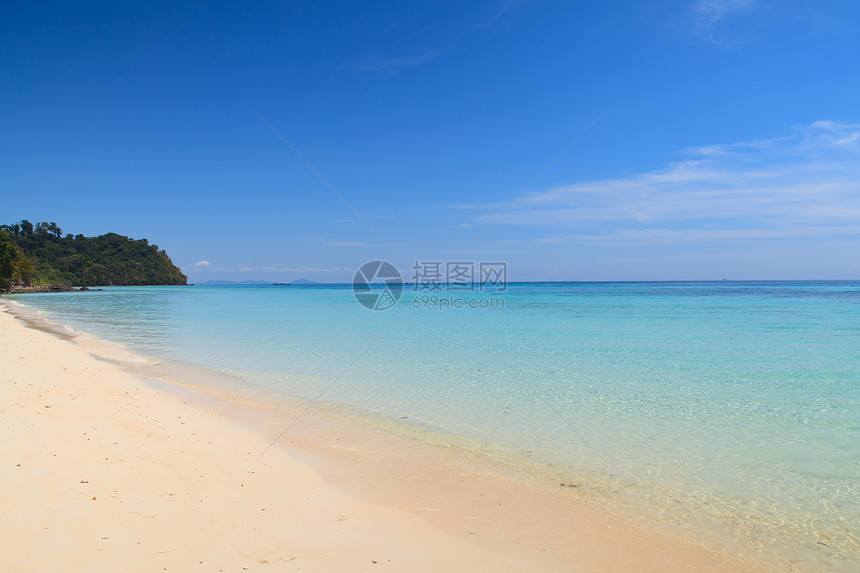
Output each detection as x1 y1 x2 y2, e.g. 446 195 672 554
0 220 187 290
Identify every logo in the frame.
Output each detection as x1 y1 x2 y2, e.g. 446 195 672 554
353 260 403 311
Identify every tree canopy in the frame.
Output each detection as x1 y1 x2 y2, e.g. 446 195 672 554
0 230 36 290
1 221 187 288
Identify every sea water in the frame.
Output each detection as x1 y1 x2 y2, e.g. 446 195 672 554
6 282 859 571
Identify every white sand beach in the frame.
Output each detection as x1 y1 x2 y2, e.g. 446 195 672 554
0 304 768 572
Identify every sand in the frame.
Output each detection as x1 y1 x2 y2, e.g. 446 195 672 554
0 303 770 572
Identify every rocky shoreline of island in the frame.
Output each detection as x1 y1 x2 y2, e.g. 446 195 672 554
0 284 102 295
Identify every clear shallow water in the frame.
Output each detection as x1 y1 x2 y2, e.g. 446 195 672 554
6 282 860 571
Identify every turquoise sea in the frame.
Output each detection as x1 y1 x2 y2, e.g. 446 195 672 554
6 282 860 571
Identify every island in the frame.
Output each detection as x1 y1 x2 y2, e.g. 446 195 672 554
0 220 187 292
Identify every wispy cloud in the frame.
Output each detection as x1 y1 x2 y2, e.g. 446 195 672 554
193 260 211 267
688 0 758 44
323 241 371 247
693 0 756 28
467 121 860 246
350 1 519 73
352 48 447 73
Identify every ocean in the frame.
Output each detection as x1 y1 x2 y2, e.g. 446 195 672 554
5 281 859 571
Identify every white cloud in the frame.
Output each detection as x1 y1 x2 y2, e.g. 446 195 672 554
566 225 860 247
468 121 860 246
193 260 211 267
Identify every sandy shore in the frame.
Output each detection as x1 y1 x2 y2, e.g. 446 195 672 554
0 303 769 572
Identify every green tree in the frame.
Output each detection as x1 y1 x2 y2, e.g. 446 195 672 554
0 231 35 289
13 256 36 285
0 231 17 288
4 221 187 287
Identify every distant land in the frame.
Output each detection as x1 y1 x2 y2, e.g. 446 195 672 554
197 278 320 286
0 220 186 290
197 280 272 286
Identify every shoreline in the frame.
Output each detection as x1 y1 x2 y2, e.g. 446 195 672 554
0 301 771 571
1 285 78 294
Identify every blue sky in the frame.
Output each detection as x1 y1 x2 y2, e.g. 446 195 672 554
3 0 859 281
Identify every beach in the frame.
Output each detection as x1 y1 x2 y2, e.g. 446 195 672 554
0 301 771 572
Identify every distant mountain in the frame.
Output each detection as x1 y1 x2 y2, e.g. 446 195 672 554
1 220 186 289
197 278 321 286
197 280 273 286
